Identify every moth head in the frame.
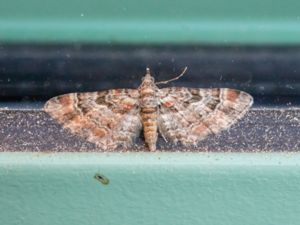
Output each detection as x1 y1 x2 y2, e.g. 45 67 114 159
141 68 155 85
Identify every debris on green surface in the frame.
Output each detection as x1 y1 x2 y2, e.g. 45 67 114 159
94 173 109 185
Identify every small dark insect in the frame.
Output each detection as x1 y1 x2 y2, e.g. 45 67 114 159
94 173 109 185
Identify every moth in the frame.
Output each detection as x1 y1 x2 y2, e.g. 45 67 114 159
44 68 253 151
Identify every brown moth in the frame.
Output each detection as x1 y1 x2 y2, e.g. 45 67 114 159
44 68 253 151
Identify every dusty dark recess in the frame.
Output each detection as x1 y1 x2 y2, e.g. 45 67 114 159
1 44 300 106
0 44 299 152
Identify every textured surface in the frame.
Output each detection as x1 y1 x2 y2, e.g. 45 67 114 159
44 90 142 150
1 0 300 43
0 108 299 152
1 152 300 225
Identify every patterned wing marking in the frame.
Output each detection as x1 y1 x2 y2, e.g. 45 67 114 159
44 89 142 150
158 87 253 146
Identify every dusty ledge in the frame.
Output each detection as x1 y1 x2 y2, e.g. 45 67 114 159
0 108 299 152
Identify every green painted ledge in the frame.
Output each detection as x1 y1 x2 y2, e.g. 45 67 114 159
1 152 300 225
2 20 300 44
1 0 300 44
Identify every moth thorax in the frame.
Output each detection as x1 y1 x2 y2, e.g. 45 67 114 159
140 96 158 108
140 87 155 96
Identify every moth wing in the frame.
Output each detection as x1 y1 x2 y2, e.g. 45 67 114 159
158 87 253 146
44 89 142 150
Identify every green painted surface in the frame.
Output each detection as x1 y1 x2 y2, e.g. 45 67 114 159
1 152 300 225
0 0 300 44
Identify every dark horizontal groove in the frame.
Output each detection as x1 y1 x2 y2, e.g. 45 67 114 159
0 44 300 107
0 108 299 152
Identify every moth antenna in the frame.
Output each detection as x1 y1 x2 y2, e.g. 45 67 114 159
155 67 188 85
